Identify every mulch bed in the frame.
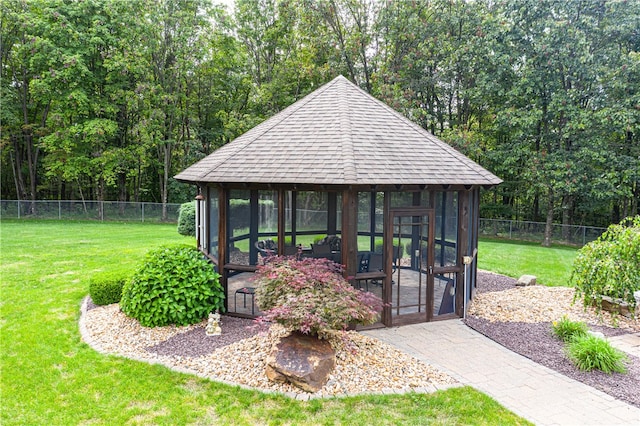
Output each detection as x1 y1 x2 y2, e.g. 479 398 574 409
465 271 640 408
147 317 268 357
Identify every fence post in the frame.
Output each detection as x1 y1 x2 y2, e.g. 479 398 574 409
583 226 586 246
17 200 20 219
142 203 145 223
509 220 512 239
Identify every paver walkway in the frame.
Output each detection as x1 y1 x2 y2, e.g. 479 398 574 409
362 320 640 426
610 332 640 359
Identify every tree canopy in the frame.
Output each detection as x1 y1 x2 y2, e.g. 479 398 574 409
2 0 638 227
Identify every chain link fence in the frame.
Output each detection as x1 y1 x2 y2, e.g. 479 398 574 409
479 218 606 246
0 200 182 223
1 200 608 245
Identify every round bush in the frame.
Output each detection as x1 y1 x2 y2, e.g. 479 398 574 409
177 201 196 237
120 245 223 327
89 271 128 305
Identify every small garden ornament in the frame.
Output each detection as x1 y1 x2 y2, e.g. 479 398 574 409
205 311 222 336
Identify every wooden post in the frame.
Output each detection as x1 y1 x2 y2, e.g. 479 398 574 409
277 189 285 252
456 190 470 317
218 186 228 312
383 191 392 326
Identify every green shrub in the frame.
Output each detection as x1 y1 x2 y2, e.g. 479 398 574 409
567 334 628 374
89 271 128 305
177 201 196 237
253 257 383 338
571 216 640 314
551 316 588 342
374 242 404 258
120 244 223 327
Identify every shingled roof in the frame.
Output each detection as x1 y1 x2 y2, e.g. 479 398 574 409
175 75 502 187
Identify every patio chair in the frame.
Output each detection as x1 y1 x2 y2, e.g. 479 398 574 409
283 245 300 258
311 243 332 255
320 235 341 252
255 239 277 263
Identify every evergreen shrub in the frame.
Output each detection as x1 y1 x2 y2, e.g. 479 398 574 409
177 201 196 237
120 245 223 327
89 271 128 305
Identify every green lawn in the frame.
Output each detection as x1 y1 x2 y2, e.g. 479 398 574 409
0 220 533 425
478 237 578 286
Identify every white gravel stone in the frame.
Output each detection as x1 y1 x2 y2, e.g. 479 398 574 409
79 297 458 398
468 286 639 332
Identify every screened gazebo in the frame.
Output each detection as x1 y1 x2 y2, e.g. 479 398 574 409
175 75 501 327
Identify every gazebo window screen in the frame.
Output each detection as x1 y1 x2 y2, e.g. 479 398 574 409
434 191 458 267
357 192 384 252
208 187 219 260
227 190 252 265
226 189 279 266
285 191 341 248
384 190 460 272
258 190 278 239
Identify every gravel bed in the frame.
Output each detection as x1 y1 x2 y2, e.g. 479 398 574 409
467 271 640 408
148 317 269 357
80 270 638 404
80 300 457 398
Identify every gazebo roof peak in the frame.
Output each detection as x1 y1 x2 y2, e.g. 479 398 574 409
175 75 502 187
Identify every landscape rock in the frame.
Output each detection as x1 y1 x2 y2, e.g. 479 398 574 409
601 296 634 319
516 275 537 286
587 330 605 339
265 332 336 392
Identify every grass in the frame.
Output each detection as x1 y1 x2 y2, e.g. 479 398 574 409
478 237 578 286
0 220 533 425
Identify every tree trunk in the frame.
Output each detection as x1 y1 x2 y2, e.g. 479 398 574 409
633 181 639 217
8 140 27 201
561 195 573 241
161 141 171 222
533 193 540 222
543 189 554 247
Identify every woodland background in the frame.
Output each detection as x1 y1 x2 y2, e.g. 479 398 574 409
2 0 639 229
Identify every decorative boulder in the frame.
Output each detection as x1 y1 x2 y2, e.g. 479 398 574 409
600 296 634 319
516 275 537 286
265 332 336 393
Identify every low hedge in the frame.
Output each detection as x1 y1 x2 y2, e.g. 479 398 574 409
89 271 128 305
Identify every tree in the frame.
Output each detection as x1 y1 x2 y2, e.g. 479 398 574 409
1 0 53 211
299 0 378 92
1 0 637 229
496 0 640 243
136 0 212 218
